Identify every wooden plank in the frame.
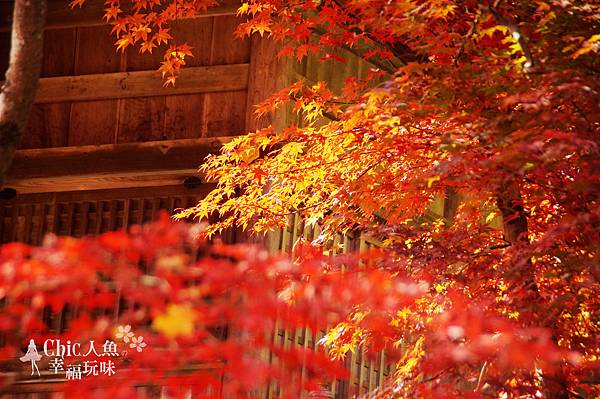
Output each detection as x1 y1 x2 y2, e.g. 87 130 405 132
7 138 230 179
68 99 118 145
65 203 75 235
21 28 76 149
48 201 58 234
117 97 166 143
79 201 90 236
211 15 251 65
23 204 33 242
3 185 212 204
22 103 71 148
200 16 251 137
41 28 78 78
23 64 249 104
205 90 247 136
117 28 169 143
9 203 18 242
69 25 122 145
5 170 209 194
163 17 214 139
0 0 239 31
4 138 230 193
95 201 104 234
164 94 207 139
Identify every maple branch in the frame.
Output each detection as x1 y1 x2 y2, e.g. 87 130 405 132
454 9 480 65
329 0 420 66
310 27 397 75
354 156 387 181
495 179 529 245
486 1 534 70
0 0 46 188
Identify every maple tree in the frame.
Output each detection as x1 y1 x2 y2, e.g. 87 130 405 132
181 1 600 397
6 0 597 397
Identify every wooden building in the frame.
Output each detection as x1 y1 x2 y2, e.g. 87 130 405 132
0 0 284 243
0 1 393 396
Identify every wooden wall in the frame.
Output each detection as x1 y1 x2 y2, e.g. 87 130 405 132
0 1 251 149
0 0 285 237
260 217 393 399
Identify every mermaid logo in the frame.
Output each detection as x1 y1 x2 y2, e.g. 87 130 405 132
20 339 42 376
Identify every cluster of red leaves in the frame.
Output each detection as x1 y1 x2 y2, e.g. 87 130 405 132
0 216 577 398
70 0 215 85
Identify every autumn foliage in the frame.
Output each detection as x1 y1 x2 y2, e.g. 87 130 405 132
0 216 583 398
185 0 600 396
5 0 600 397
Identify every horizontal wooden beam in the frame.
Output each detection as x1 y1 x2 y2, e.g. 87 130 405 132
4 137 232 193
24 64 249 104
3 184 214 204
7 170 203 194
0 0 238 32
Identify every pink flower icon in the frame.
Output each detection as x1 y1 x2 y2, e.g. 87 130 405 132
116 325 135 343
130 336 147 352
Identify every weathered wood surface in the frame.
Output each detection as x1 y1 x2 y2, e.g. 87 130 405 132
69 24 122 145
20 28 76 148
205 15 250 136
164 17 214 140
24 64 249 104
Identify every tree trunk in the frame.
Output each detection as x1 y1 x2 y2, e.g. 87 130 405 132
0 0 46 188
496 180 529 245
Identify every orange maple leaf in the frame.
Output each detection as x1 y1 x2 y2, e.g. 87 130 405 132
140 40 157 54
155 28 173 45
103 5 121 22
69 0 85 8
115 34 134 52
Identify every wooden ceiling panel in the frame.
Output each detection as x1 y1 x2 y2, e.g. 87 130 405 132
68 25 123 145
164 94 207 140
210 15 251 65
205 90 248 137
20 28 76 149
118 97 167 143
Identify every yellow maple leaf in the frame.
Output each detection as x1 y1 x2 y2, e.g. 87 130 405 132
236 2 249 16
239 146 260 163
252 22 272 37
152 304 198 338
115 34 133 52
